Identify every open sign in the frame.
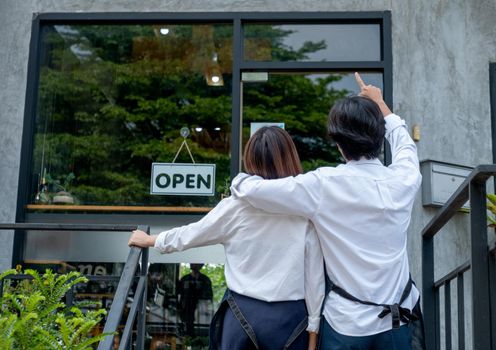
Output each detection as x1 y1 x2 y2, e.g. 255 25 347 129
150 163 216 196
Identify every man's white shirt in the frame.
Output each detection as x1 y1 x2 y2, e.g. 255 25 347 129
231 114 422 336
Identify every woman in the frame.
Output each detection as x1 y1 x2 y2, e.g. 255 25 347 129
128 126 325 350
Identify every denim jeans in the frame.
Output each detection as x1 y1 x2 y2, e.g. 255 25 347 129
319 319 411 350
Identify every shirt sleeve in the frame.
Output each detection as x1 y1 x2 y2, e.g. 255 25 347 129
154 197 233 253
304 222 325 333
230 171 322 219
385 114 422 190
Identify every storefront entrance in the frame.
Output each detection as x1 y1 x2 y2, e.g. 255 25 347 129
14 12 391 348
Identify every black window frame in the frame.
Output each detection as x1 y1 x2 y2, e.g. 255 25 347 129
13 11 392 266
491 63 496 167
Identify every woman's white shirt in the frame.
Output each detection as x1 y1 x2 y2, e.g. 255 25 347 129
154 196 325 332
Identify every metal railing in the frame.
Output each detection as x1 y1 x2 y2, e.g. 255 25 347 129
422 165 496 350
0 223 149 350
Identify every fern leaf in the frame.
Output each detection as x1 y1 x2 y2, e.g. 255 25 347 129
35 326 63 350
488 215 496 226
73 299 102 310
9 294 25 314
24 292 46 312
0 268 17 281
0 314 17 341
72 332 113 350
487 194 496 206
55 313 73 346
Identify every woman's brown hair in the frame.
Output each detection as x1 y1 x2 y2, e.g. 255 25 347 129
243 126 303 179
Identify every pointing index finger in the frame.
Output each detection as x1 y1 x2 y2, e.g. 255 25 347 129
355 72 366 89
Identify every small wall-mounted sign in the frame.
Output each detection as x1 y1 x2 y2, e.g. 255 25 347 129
151 163 216 196
250 122 285 137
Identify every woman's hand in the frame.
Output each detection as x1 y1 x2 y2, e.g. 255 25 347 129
308 331 317 350
128 230 156 248
355 72 392 117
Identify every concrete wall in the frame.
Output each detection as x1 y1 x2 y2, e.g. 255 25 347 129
392 2 496 346
394 0 496 276
1 0 495 344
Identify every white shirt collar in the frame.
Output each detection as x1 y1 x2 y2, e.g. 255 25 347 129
345 157 383 166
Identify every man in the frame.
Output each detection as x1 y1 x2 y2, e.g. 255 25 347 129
178 263 213 337
231 73 422 349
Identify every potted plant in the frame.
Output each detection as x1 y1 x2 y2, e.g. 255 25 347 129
47 172 76 204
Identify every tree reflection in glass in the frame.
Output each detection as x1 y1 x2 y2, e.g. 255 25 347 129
31 23 366 209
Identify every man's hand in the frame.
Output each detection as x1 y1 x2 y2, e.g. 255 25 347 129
128 229 156 248
355 72 392 117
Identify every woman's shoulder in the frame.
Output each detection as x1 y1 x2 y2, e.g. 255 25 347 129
211 195 254 216
218 195 284 216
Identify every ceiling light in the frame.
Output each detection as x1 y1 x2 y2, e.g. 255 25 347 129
205 68 224 86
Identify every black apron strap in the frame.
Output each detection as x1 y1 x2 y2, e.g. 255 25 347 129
329 276 418 329
209 291 230 350
226 290 260 349
399 276 413 304
329 282 381 308
283 316 308 350
212 289 309 350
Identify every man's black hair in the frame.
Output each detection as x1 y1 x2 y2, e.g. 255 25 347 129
327 96 386 161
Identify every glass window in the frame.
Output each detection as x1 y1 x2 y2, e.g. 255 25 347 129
241 72 384 170
31 23 233 210
146 263 225 345
243 24 381 62
24 259 224 348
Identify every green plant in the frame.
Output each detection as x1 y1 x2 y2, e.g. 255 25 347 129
218 176 231 199
487 194 496 227
45 172 76 193
0 268 110 349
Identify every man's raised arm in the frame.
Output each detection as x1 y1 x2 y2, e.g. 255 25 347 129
355 72 421 188
230 171 321 219
385 114 422 188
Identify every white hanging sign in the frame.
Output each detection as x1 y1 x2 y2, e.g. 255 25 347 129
150 163 216 196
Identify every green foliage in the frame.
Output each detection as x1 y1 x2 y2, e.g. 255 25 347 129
0 269 109 349
44 172 76 193
487 194 496 227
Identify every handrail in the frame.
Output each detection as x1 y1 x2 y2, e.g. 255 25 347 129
0 223 149 350
433 260 470 288
97 246 143 350
422 164 496 238
26 204 213 213
0 223 140 232
119 275 147 348
421 164 496 350
98 225 149 350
